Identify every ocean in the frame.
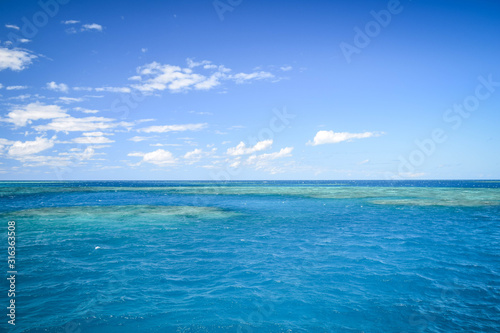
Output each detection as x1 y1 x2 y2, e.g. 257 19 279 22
1 180 499 332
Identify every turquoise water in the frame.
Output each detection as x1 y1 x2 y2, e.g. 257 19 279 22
1 181 499 332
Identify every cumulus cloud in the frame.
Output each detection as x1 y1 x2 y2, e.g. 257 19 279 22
64 21 103 34
226 140 273 156
34 116 117 132
131 62 220 92
183 148 215 164
72 132 114 144
46 81 69 93
4 102 67 127
307 130 384 146
82 23 103 32
138 123 207 133
6 85 28 90
73 107 99 114
0 138 14 153
128 136 149 142
184 148 203 159
95 86 131 93
130 59 276 93
72 86 93 91
249 147 293 161
0 47 37 71
8 137 55 156
231 71 275 84
243 147 294 174
128 149 177 166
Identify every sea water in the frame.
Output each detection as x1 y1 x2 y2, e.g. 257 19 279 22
0 180 499 332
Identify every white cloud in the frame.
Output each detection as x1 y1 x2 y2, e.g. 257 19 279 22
73 107 98 114
81 23 103 32
95 86 131 93
0 83 3 89
6 85 28 90
0 138 14 153
5 24 20 30
186 58 212 68
183 148 215 164
65 22 103 34
128 136 149 142
226 140 273 156
139 123 207 133
8 94 32 100
73 135 114 144
128 152 145 157
58 97 83 103
128 149 177 166
46 81 69 93
251 147 293 160
8 137 55 156
184 148 203 159
4 102 67 127
131 62 217 92
80 147 96 160
280 66 292 71
149 143 181 147
34 116 117 132
231 71 274 83
0 47 37 71
82 132 110 137
11 154 71 167
189 111 213 116
307 130 384 146
244 147 294 174
73 86 93 91
131 59 276 93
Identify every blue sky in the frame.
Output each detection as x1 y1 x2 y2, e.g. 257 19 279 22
0 0 499 180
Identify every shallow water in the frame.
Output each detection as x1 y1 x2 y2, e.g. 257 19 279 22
1 181 499 332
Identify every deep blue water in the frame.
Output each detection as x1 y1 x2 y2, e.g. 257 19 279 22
1 180 499 332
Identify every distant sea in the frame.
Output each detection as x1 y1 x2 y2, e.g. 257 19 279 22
1 180 499 332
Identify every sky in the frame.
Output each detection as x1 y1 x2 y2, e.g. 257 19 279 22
0 0 499 180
